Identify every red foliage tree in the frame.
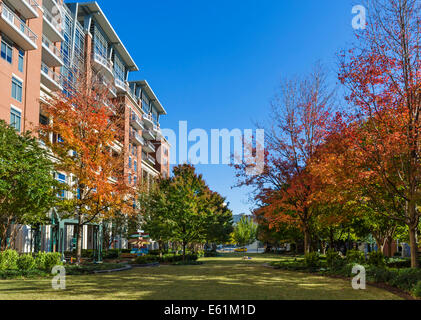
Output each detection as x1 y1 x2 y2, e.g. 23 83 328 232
338 0 421 267
40 74 136 264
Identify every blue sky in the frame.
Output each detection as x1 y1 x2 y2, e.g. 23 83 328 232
97 0 357 215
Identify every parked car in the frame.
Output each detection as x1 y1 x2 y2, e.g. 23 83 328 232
234 247 247 252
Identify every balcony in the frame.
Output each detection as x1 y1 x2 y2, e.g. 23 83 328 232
41 62 62 91
143 141 156 154
42 6 64 42
92 52 114 80
115 78 129 93
130 113 144 131
130 131 144 146
146 154 156 166
42 35 63 67
0 3 37 50
8 0 39 19
143 113 154 128
143 128 155 141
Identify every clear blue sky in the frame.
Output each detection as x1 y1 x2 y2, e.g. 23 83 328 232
97 0 357 215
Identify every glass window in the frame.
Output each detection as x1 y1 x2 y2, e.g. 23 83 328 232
128 173 132 185
18 50 24 72
128 156 132 168
56 173 67 199
1 40 13 64
10 107 21 132
134 160 137 172
114 55 125 82
134 176 137 185
11 77 23 102
94 27 108 58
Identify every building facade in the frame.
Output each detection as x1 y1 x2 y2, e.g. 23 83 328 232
0 0 170 253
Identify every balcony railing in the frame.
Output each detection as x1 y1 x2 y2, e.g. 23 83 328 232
130 113 144 131
93 52 113 72
42 35 61 57
41 61 62 89
0 3 37 42
147 155 155 165
147 141 156 153
115 78 129 92
130 131 144 146
42 6 61 30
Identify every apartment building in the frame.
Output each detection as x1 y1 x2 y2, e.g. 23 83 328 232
0 0 170 253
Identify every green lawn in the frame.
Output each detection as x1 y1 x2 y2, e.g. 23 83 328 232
0 253 401 300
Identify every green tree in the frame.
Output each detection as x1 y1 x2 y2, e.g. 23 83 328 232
0 120 61 250
166 164 211 261
204 191 234 249
233 216 257 253
139 179 173 256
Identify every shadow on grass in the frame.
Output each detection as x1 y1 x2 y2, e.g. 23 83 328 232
0 255 401 300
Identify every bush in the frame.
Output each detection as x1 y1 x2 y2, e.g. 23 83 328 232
326 249 344 270
103 249 119 259
388 268 421 292
0 250 19 270
304 252 320 269
134 255 159 265
366 266 396 283
17 254 35 271
367 251 386 267
413 281 421 298
204 251 218 257
35 252 62 272
387 258 411 269
346 249 365 264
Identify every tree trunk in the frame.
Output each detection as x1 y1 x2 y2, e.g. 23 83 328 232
182 241 186 262
304 227 311 254
385 237 393 258
408 224 419 268
76 221 83 265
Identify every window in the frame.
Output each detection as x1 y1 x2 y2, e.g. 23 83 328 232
128 173 132 185
132 145 136 156
56 173 67 199
134 160 137 172
128 156 132 168
94 27 108 59
18 50 24 72
10 107 21 132
1 40 13 64
134 176 137 185
11 77 22 102
114 54 125 82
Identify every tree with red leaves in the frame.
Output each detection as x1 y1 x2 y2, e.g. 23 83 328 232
339 0 421 267
234 64 335 253
40 74 136 264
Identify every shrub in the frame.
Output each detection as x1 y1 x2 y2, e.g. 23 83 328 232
17 254 35 271
366 266 396 283
388 268 421 292
0 250 19 270
36 252 62 272
413 281 421 298
103 249 119 259
367 251 386 267
304 252 320 269
387 258 411 269
204 251 218 257
134 255 159 265
346 250 365 264
326 249 344 270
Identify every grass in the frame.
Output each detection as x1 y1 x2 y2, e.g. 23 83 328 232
0 253 401 300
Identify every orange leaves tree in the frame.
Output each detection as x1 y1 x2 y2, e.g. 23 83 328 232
234 64 335 253
40 75 136 264
338 0 421 267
